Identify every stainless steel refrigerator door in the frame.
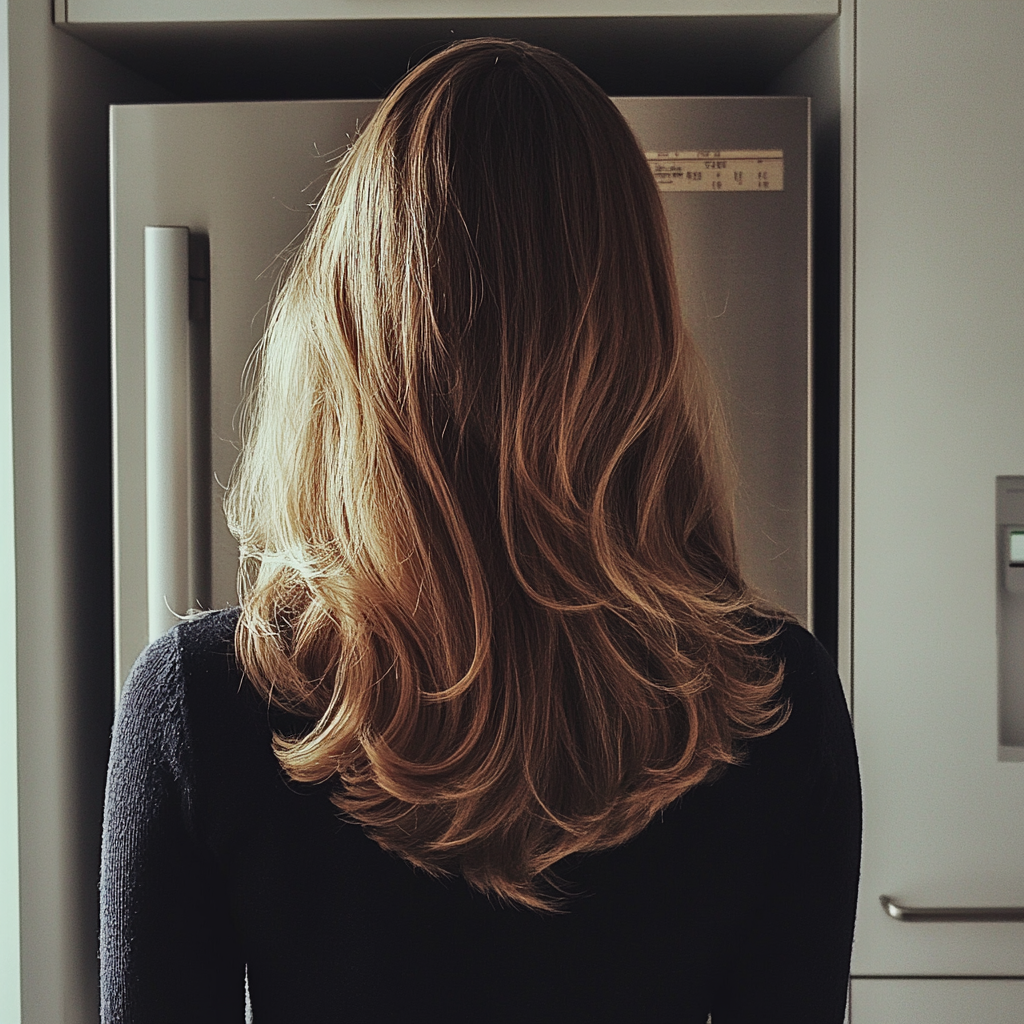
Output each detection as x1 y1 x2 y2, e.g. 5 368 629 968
615 96 811 631
112 96 810 686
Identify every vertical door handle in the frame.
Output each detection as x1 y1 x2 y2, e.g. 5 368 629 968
880 894 1024 922
144 226 190 642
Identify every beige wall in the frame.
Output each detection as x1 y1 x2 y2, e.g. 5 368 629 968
0 4 19 1019
8 2 169 1020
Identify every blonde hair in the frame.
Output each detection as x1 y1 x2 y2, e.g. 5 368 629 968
226 37 792 912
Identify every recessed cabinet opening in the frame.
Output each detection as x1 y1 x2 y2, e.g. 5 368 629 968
55 7 844 666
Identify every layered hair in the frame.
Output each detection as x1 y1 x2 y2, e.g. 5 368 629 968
226 37 792 912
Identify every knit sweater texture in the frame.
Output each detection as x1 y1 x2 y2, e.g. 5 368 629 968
100 607 861 1023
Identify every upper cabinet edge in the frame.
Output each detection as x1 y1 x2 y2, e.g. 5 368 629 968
57 0 840 26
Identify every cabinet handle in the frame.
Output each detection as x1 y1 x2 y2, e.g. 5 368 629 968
880 894 1024 922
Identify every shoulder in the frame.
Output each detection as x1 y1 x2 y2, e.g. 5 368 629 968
120 607 240 694
169 606 243 689
157 607 262 749
709 616 855 798
755 618 860 817
749 617 847 724
115 608 245 761
116 608 289 842
119 607 242 704
772 620 853 746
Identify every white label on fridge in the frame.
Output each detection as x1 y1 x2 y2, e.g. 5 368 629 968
645 149 784 191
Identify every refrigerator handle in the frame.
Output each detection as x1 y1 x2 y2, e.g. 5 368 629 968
880 895 1024 922
144 226 191 641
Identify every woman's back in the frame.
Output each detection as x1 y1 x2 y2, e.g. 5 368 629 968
101 608 859 1023
100 37 861 1022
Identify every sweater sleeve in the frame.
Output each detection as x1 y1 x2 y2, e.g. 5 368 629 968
711 629 862 1023
99 628 247 1024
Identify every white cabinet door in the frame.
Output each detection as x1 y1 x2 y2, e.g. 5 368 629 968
852 0 1024 975
851 979 1024 1024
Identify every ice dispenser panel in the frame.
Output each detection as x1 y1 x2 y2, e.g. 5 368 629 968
997 475 1024 758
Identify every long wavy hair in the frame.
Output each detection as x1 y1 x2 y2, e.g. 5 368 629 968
225 37 792 912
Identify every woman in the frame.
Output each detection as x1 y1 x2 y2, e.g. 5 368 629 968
100 37 861 1023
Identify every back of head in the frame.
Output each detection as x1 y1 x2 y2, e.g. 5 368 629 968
226 37 791 912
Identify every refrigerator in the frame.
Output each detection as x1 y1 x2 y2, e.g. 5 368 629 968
110 95 813 691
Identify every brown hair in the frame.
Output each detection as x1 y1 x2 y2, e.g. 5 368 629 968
225 37 792 912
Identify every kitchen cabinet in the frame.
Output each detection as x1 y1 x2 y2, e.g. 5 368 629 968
850 0 1024 985
42 1 1024 1020
851 979 1024 1024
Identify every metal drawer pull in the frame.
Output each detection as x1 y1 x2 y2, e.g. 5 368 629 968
880 894 1024 922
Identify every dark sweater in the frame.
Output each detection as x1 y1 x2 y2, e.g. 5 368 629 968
100 608 861 1024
